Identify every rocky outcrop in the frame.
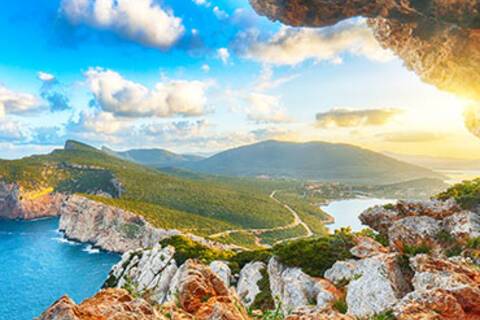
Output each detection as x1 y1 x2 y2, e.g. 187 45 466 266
350 236 388 258
209 260 232 287
0 182 64 220
105 245 178 304
237 261 266 307
343 254 411 318
37 288 166 320
360 199 480 254
59 195 181 253
268 257 340 315
248 0 480 103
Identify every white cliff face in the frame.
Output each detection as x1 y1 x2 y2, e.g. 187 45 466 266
209 261 232 287
237 261 266 307
268 257 337 315
345 254 411 318
59 195 180 253
0 181 64 220
106 245 178 304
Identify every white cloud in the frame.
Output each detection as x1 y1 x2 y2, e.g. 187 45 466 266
0 85 41 117
246 93 291 123
0 119 30 141
37 72 56 82
217 48 230 64
61 0 184 49
192 0 209 6
201 64 210 73
213 6 229 20
245 20 394 65
315 108 403 128
85 67 210 118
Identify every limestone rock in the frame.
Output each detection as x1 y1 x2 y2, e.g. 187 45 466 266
268 257 339 314
209 260 232 287
285 307 355 320
168 259 250 320
37 288 166 320
350 236 388 258
388 216 441 248
105 245 178 304
345 253 411 318
237 261 266 307
0 181 64 220
393 289 466 320
442 211 480 240
324 260 359 286
248 0 480 101
410 254 480 314
59 195 181 253
359 205 399 235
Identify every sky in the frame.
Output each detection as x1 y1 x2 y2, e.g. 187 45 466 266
0 0 479 160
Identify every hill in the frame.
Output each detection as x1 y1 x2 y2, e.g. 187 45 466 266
182 140 444 184
101 146 203 168
0 141 313 246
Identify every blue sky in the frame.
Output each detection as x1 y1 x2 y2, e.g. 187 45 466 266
0 0 478 159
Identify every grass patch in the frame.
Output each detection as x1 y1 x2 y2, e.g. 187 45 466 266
259 224 308 246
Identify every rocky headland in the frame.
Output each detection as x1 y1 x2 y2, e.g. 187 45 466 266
37 197 480 319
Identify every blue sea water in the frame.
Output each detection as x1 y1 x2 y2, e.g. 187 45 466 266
0 218 120 320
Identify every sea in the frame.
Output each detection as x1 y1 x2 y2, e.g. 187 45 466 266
0 218 120 320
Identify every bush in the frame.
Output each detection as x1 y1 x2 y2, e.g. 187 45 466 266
403 243 432 256
229 249 272 274
437 178 480 210
160 235 233 265
272 229 355 277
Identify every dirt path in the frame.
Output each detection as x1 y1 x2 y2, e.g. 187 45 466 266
209 190 314 247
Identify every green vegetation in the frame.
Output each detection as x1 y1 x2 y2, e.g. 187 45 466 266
159 236 234 265
357 228 389 247
403 243 432 256
251 268 275 311
272 228 355 277
0 141 301 242
215 231 261 250
228 249 272 274
274 190 330 235
259 225 308 246
181 140 442 184
437 178 480 209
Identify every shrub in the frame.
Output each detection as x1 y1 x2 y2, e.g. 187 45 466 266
272 228 355 277
403 243 432 256
160 235 233 265
228 249 272 274
467 237 480 249
333 297 348 314
436 178 480 210
357 228 389 247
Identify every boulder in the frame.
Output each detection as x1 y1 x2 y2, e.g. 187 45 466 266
350 236 388 258
395 200 460 220
268 258 340 314
105 245 178 304
410 255 480 314
359 205 399 235
388 216 441 249
237 261 266 307
442 211 480 240
345 253 411 318
209 260 232 287
37 288 166 320
167 259 250 320
393 289 466 320
324 260 359 286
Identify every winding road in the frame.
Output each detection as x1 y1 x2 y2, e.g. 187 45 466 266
209 190 314 247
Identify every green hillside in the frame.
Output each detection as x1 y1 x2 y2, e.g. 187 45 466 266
182 140 444 184
102 146 203 168
0 141 299 241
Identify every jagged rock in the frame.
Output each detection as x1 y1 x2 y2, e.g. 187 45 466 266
167 259 250 320
248 0 480 102
268 258 339 315
345 253 411 318
37 288 166 320
359 205 399 235
0 181 64 220
324 260 359 286
388 216 441 248
393 289 467 320
237 261 266 307
410 254 480 314
442 211 480 240
209 260 232 287
350 236 388 258
59 195 181 253
395 199 460 220
105 245 178 304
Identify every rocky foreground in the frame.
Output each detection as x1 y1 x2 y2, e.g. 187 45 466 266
38 198 480 320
